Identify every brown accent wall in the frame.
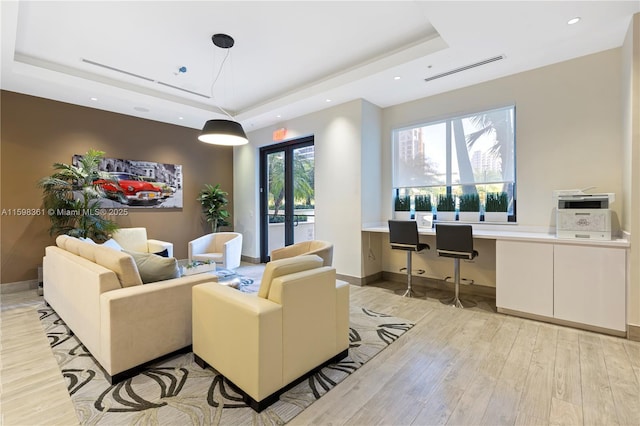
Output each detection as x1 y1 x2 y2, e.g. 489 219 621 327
0 90 234 284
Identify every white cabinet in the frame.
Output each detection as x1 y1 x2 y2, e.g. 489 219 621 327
554 245 626 331
496 240 626 332
496 240 554 317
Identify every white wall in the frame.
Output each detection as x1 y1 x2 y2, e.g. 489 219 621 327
235 100 368 279
621 13 640 328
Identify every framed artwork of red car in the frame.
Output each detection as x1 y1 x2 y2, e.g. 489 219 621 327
73 154 183 209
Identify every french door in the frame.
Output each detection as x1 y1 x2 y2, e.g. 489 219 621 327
259 136 315 262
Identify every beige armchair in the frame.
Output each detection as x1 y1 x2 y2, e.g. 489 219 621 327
111 227 173 257
269 239 333 266
192 255 350 412
188 232 242 270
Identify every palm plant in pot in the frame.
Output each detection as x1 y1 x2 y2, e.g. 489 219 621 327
393 192 411 220
484 191 509 222
38 149 119 241
197 184 230 232
458 193 480 222
436 193 456 221
414 194 433 227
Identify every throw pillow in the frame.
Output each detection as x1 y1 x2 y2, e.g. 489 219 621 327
153 248 169 257
102 238 124 251
124 250 179 284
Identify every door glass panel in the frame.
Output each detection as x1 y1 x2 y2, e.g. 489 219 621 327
267 151 285 254
293 145 315 244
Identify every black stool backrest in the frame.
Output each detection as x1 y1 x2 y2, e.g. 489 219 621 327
436 224 474 259
388 220 419 248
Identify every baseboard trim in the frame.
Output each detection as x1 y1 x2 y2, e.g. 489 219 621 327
336 273 382 286
628 324 640 342
1 279 38 294
381 271 496 299
497 307 627 338
240 255 261 264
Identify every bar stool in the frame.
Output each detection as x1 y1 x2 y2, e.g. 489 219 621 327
436 224 478 308
388 220 430 297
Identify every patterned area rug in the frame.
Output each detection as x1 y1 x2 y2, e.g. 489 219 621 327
213 267 261 293
39 304 413 425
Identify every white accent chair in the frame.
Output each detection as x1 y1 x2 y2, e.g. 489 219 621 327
188 232 243 270
111 227 173 257
269 240 333 266
192 255 350 412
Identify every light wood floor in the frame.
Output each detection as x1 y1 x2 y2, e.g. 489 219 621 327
2 280 639 426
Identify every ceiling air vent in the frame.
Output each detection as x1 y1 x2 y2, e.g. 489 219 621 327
81 58 155 82
424 55 504 82
81 58 210 98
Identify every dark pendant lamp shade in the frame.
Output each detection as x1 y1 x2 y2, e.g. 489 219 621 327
198 119 248 146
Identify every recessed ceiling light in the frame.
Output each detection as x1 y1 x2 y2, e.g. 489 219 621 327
276 114 281 118
567 17 581 25
394 76 401 80
178 116 184 120
90 97 98 101
326 99 332 103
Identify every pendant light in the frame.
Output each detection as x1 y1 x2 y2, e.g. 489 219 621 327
198 33 248 146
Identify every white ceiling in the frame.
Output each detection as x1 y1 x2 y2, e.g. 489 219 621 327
2 1 638 134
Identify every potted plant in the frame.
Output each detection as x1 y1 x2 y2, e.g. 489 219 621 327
414 194 433 227
197 184 230 232
393 192 411 220
436 194 456 221
484 191 509 222
38 149 119 241
458 193 480 222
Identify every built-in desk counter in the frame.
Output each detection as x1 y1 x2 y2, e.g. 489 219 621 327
363 224 630 336
363 224 630 247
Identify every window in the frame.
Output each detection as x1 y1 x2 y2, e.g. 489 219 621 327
393 105 516 221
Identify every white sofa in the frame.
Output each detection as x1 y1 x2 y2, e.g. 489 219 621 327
192 255 350 411
43 235 217 383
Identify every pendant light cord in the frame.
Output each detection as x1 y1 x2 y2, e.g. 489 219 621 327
210 49 234 119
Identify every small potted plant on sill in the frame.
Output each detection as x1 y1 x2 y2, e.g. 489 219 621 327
484 191 509 222
414 194 433 227
436 194 456 221
458 193 480 222
393 193 412 220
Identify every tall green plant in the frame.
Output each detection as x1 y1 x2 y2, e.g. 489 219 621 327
197 184 230 232
38 149 119 241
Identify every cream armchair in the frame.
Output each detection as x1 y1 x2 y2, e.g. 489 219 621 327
269 239 333 266
111 227 173 257
192 255 350 412
188 232 242 270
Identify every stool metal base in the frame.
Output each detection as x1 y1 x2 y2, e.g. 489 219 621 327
440 257 476 308
396 287 425 298
439 296 477 309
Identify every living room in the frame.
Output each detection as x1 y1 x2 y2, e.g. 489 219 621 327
2 2 640 425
